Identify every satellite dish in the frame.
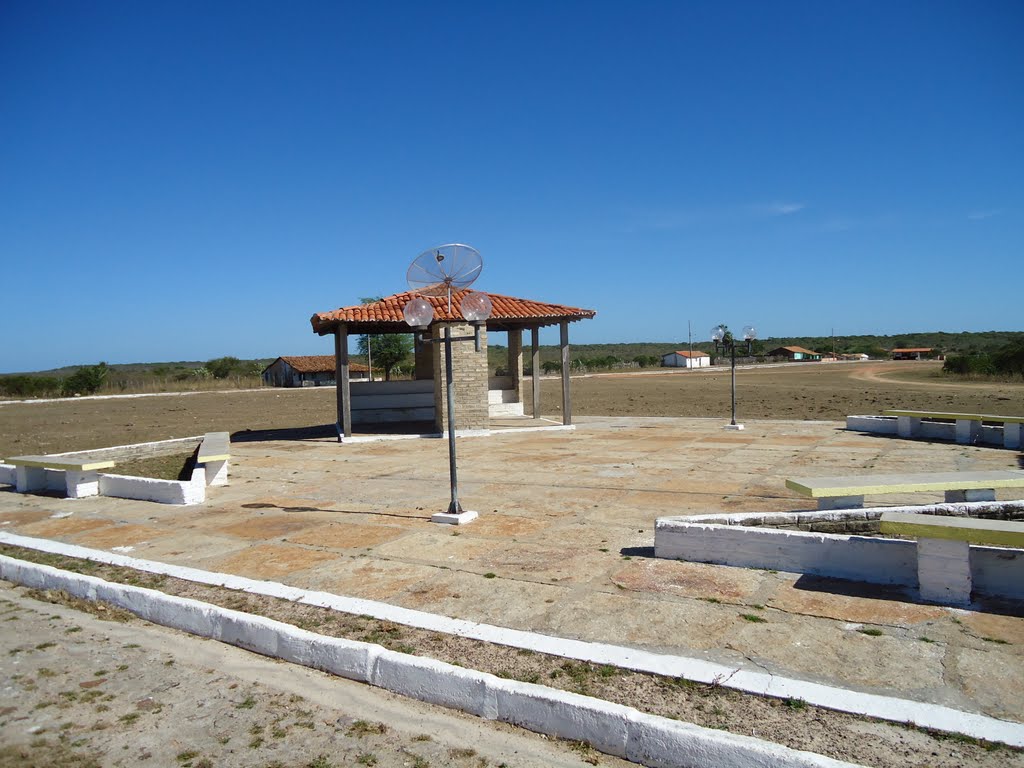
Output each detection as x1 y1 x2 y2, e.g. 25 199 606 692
407 244 483 313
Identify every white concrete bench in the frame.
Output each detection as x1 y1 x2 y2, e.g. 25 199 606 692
880 511 1024 605
883 409 1023 449
6 455 116 499
785 470 1024 510
197 432 230 486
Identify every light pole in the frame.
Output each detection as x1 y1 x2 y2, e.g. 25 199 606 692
403 291 492 525
711 324 757 430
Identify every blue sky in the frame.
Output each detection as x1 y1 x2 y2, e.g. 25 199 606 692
1 1 1021 372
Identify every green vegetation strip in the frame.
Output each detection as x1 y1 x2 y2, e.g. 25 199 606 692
0 544 1018 765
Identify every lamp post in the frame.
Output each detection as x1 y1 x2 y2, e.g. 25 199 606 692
403 291 492 525
711 323 757 430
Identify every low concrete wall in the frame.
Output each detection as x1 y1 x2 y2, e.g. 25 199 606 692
51 436 203 463
0 554 859 768
846 415 1007 446
656 503 1024 599
0 464 14 486
99 467 206 505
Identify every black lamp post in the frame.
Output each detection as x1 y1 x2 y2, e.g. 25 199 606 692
711 324 757 430
403 291 492 524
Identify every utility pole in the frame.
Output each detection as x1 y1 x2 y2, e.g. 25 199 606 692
688 320 693 361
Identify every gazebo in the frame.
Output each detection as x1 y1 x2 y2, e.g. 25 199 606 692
310 291 596 438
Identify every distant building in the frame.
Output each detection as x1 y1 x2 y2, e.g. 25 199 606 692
891 348 933 360
262 356 370 387
661 350 711 368
767 346 822 362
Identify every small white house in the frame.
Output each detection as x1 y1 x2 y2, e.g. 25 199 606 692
661 350 711 368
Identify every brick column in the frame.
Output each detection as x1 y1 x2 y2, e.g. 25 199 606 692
432 322 489 432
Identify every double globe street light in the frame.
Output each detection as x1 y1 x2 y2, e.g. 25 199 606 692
711 323 757 430
403 290 492 524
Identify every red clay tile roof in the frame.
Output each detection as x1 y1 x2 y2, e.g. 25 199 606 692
269 356 369 374
668 350 710 358
771 346 820 355
311 291 596 335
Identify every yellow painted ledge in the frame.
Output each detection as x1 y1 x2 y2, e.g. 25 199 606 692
6 456 116 472
880 512 1024 548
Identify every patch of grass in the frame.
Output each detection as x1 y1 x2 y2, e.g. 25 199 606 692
356 755 378 766
699 597 721 604
449 748 477 759
308 757 333 768
740 613 766 623
37 667 56 678
410 756 430 768
784 698 807 711
347 720 387 738
36 641 56 650
236 695 256 709
857 627 884 637
176 751 200 763
118 712 140 725
918 636 936 643
483 572 497 579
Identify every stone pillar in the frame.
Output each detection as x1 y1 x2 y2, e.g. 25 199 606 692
334 325 351 438
432 322 489 432
531 327 541 419
560 321 572 426
897 415 921 439
917 538 972 606
1005 422 1022 450
507 329 524 401
955 419 981 445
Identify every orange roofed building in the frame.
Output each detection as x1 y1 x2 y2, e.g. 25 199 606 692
310 291 596 439
262 356 370 388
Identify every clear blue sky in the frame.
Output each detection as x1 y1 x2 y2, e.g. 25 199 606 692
2 1 1021 372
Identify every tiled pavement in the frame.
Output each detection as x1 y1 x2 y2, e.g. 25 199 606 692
2 416 1022 723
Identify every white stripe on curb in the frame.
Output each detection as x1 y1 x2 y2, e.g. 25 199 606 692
0 553 857 768
1 531 1022 749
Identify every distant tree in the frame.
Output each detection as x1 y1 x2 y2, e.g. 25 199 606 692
357 334 412 381
206 357 242 379
62 362 108 396
541 360 561 374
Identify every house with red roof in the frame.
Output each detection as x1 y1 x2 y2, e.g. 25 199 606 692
661 350 711 368
262 356 370 388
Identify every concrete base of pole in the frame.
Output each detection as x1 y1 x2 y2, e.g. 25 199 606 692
431 510 479 525
723 423 745 431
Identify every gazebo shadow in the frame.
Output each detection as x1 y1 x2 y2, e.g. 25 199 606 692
230 421 439 444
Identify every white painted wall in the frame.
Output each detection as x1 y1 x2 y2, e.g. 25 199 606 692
656 503 1024 601
99 466 206 505
847 416 1012 448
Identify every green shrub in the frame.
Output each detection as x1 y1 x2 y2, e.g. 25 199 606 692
0 375 63 398
61 363 109 396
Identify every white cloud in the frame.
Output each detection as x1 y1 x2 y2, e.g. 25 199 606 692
760 201 806 216
967 209 1003 220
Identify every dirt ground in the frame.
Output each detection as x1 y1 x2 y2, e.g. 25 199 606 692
0 582 626 768
1 361 1021 457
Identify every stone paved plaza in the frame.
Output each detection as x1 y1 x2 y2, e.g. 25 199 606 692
2 416 1022 723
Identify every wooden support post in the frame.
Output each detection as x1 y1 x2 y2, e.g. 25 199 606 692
560 321 571 426
531 326 540 419
334 324 352 439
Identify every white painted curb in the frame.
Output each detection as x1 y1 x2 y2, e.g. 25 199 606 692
1 532 1022 749
0 553 858 768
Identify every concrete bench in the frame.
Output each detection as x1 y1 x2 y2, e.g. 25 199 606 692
883 409 1024 449
880 511 1024 605
6 455 116 499
785 470 1024 510
197 432 230 486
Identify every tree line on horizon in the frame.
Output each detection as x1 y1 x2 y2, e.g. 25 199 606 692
3 330 1022 398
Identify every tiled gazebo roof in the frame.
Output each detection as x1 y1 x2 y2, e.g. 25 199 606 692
311 291 596 336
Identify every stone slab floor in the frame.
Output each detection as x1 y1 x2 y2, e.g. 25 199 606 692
2 416 1022 723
